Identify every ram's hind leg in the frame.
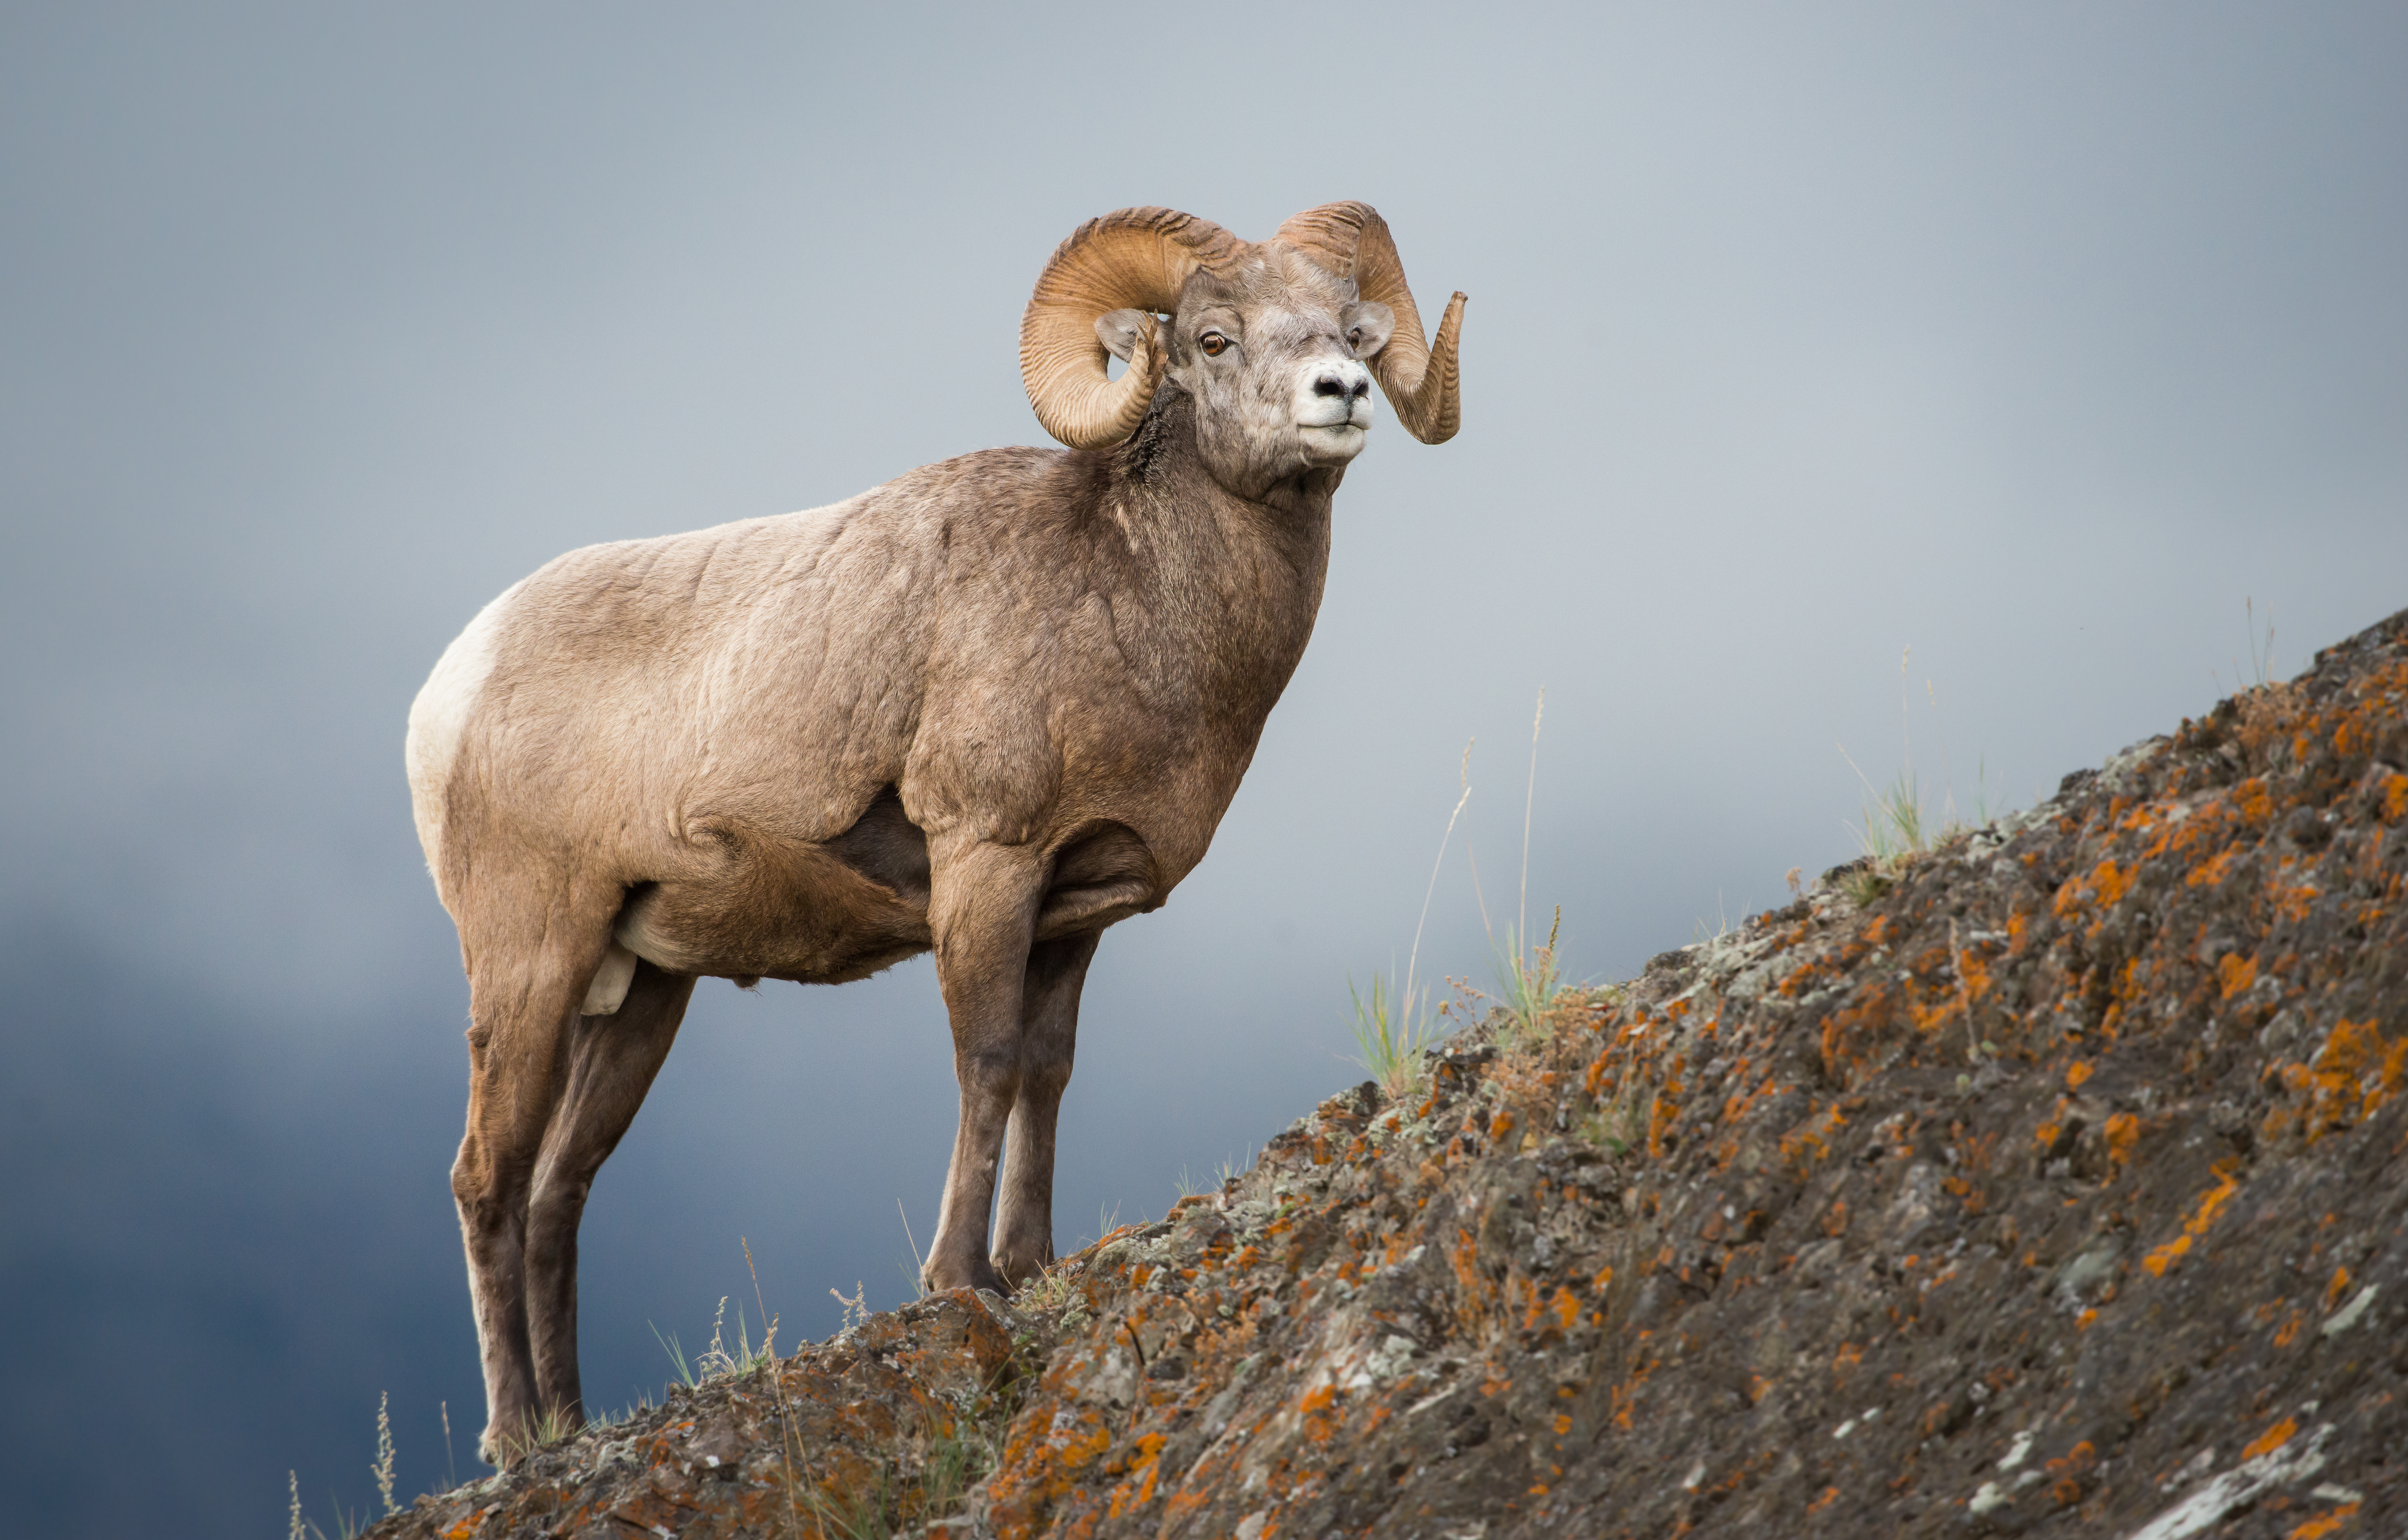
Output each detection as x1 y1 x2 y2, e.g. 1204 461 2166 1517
452 879 620 1467
523 958 694 1433
992 932 1099 1288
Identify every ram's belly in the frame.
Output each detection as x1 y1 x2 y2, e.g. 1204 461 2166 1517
614 845 935 987
589 803 1164 1005
598 787 929 986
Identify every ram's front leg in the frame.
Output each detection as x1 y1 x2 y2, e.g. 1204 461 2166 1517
923 839 1049 1296
991 931 1099 1288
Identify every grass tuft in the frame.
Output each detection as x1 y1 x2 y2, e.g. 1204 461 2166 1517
1580 1073 1648 1157
1347 738 1474 1098
1348 973 1444 1101
801 1472 895 1540
1491 904 1564 1045
1216 1146 1256 1191
921 1419 993 1513
1836 648 2010 903
657 1290 782 1393
1470 691 1576 1047
1012 1257 1083 1315
494 1404 581 1467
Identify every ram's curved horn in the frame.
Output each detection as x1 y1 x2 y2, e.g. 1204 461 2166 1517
1020 208 1249 450
1273 202 1465 445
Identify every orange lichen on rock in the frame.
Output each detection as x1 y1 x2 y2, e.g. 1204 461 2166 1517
2243 1415 2300 1461
2141 1162 2241 1277
2103 1112 2141 1168
2187 843 2244 889
2218 952 2260 1000
2269 1018 2408 1143
2288 1504 2363 1538
2055 858 2137 927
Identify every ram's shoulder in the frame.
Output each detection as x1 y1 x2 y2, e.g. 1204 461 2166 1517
860 445 1099 526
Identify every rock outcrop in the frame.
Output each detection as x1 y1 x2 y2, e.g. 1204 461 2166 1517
371 607 2408 1538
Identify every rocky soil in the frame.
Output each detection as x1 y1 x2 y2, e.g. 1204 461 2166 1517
370 608 2408 1539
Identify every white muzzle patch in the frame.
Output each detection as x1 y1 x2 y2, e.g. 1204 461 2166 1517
1293 357 1375 463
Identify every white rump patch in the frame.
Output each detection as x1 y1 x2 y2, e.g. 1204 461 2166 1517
581 943 639 1016
404 579 524 878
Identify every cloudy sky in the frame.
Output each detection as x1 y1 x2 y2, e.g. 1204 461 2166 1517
2 4 2402 1535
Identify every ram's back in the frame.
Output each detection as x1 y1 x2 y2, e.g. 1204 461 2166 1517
403 446 1140 910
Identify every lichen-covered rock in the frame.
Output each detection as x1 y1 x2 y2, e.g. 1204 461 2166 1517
366 1293 1028 1540
369 607 2408 1539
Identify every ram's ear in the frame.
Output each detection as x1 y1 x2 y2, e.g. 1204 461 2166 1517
1341 300 1396 360
1094 309 1155 364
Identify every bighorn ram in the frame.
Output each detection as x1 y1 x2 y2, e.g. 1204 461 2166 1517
404 203 1464 1463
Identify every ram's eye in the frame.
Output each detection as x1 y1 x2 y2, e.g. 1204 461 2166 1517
1198 332 1231 357
1347 327 1364 350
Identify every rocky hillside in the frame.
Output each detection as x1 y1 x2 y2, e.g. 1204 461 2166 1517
371 608 2408 1540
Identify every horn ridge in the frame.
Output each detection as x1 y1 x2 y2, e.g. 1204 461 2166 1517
1020 208 1248 449
1272 202 1465 444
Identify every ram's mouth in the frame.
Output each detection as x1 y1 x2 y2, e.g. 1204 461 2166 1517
1296 422 1370 466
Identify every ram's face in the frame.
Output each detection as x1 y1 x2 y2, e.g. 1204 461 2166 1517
1102 251 1396 499
1176 252 1398 495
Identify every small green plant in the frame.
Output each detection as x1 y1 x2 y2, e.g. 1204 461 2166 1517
1838 862 1894 906
802 1469 895 1540
922 1421 992 1512
1582 1086 1647 1158
654 1301 770 1389
694 1295 777 1380
1348 739 1473 1098
494 1404 581 1467
587 1394 656 1431
655 1287 782 1392
1857 768 1930 860
1012 1257 1081 1314
1470 691 1576 1045
926 1328 1041 1522
1491 904 1563 1044
1348 972 1444 1101
652 1320 700 1388
1837 647 2007 892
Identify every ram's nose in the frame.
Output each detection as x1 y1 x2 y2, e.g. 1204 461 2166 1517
1311 365 1373 403
1297 359 1376 431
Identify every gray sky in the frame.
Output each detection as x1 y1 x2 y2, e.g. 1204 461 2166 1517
3 4 2403 1534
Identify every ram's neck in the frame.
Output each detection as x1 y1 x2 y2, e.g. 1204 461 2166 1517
1107 396 1337 732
